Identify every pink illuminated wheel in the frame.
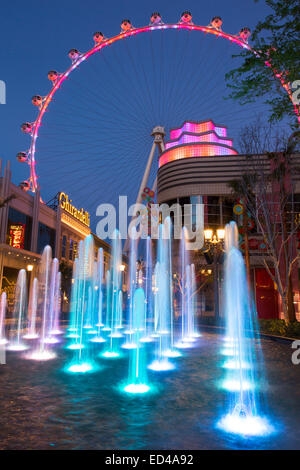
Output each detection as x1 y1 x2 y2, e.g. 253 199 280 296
19 15 299 209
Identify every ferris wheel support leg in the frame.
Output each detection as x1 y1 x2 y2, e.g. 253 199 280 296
151 177 157 194
123 126 165 253
151 139 165 196
123 141 157 253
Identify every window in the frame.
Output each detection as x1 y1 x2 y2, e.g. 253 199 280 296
61 235 67 258
37 223 56 254
207 196 220 228
69 239 74 261
6 208 32 251
221 197 235 226
73 241 78 259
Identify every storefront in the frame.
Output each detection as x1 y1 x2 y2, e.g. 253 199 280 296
157 120 300 320
0 160 117 312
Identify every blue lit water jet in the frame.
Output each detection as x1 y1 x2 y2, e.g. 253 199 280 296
102 230 123 358
140 236 154 343
122 237 137 349
66 236 96 371
148 219 176 371
124 288 150 394
176 227 200 348
217 221 273 437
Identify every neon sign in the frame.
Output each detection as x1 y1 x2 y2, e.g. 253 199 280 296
9 224 25 249
59 192 90 227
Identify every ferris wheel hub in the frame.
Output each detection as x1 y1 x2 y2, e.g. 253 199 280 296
151 126 166 142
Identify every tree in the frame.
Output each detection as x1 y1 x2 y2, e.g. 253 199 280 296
226 0 300 125
229 130 300 322
238 115 290 154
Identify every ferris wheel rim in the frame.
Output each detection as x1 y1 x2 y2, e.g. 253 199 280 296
21 22 299 194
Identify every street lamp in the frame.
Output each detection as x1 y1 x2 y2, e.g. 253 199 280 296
203 228 225 319
204 228 225 244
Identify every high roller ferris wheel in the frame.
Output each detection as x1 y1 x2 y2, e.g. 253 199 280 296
17 11 299 206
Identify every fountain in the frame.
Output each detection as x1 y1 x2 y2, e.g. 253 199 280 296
109 230 123 338
23 278 39 339
102 270 111 332
4 217 278 442
124 287 150 393
67 255 80 337
140 236 154 343
0 292 8 345
43 257 61 343
122 237 138 349
27 246 57 360
90 247 106 343
175 227 200 349
185 263 200 341
7 269 29 351
102 230 123 358
67 235 98 372
217 221 273 436
148 218 177 370
50 271 62 335
116 290 123 330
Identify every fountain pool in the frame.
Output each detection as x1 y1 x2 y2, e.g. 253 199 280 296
0 331 297 450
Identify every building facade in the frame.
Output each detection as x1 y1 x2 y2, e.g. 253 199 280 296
0 160 118 313
157 120 300 320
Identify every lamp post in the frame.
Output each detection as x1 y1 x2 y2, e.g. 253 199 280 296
203 228 225 319
136 259 144 286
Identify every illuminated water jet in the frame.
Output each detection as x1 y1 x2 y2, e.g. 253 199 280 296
124 288 150 394
68 362 94 373
67 343 85 350
218 408 274 437
148 359 175 371
163 349 182 358
24 277 38 340
219 221 272 437
26 350 56 361
121 342 138 349
0 292 8 345
89 336 106 343
124 383 150 394
7 343 29 352
102 351 120 358
8 269 28 351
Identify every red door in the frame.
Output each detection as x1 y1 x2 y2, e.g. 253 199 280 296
255 268 279 319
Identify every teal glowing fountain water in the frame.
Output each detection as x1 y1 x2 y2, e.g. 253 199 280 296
102 229 123 358
149 218 178 370
67 235 97 372
124 287 150 394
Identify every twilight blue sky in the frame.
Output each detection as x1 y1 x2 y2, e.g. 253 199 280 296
0 0 285 230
